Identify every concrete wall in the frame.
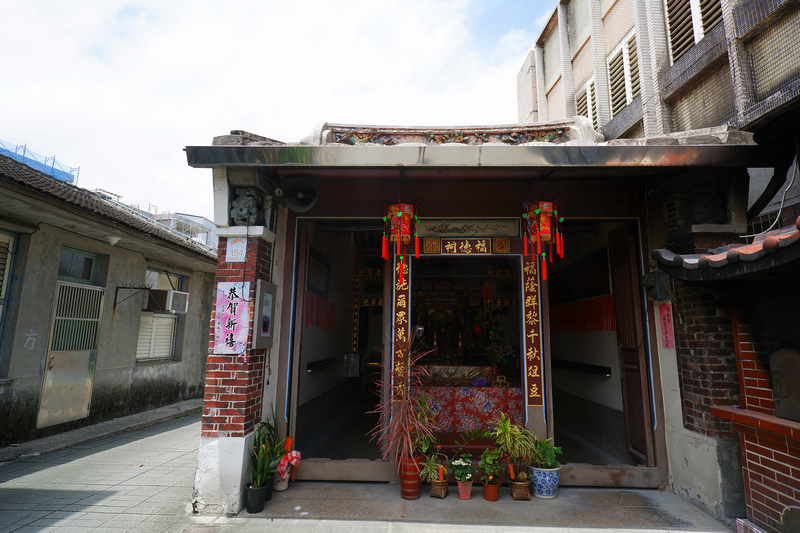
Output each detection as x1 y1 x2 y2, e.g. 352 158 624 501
0 223 213 446
654 299 744 521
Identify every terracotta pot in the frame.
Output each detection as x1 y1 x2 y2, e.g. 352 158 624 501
457 480 473 500
429 479 448 499
483 482 499 501
399 456 424 500
510 480 530 500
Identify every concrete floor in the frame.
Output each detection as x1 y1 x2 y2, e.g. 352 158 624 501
0 408 735 532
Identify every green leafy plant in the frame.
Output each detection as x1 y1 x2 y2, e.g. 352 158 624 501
420 446 449 484
490 412 534 482
530 436 563 469
478 448 503 485
249 407 286 488
450 453 477 482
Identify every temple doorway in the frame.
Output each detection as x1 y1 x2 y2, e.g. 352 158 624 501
547 220 652 467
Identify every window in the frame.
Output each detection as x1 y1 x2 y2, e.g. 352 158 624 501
666 0 722 62
58 247 98 284
0 232 14 326
576 79 598 129
608 32 641 117
136 268 184 361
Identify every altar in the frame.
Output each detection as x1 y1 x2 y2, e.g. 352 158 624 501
422 384 524 433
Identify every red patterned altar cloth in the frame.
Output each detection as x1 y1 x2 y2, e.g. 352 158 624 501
422 386 524 433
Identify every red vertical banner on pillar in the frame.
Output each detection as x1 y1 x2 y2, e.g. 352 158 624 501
393 255 411 377
521 257 543 407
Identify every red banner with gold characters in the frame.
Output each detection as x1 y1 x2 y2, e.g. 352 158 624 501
393 255 412 375
522 256 543 407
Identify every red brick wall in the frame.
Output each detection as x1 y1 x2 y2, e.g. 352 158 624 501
731 311 775 415
201 236 273 438
735 424 800 533
726 278 800 533
672 281 739 438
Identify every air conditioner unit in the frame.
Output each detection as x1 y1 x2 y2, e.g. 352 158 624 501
144 290 190 314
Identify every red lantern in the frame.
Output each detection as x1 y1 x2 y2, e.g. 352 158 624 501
387 203 417 277
523 200 565 272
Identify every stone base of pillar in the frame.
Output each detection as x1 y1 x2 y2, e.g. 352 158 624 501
192 435 253 515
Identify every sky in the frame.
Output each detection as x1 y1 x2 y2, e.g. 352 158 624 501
2 1 552 219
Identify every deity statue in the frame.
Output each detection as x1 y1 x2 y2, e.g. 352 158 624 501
230 188 260 226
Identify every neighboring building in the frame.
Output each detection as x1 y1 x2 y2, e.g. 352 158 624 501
518 2 800 532
0 153 217 449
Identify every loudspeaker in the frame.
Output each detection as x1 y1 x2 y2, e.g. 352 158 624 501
278 177 317 212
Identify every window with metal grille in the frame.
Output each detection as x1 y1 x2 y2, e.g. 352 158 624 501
136 267 184 360
666 0 722 62
608 31 641 117
50 281 104 352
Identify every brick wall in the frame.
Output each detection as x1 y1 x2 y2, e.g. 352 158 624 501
672 281 739 438
735 424 800 532
719 275 800 532
201 236 273 438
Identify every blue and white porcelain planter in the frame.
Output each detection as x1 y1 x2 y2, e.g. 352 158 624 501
530 465 561 499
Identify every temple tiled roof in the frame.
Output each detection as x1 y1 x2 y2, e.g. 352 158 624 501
652 216 800 281
0 153 216 260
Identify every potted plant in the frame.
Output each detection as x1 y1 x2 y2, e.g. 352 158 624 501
478 448 503 501
245 422 285 513
530 435 563 499
420 445 449 498
450 453 477 500
490 412 534 500
370 341 438 500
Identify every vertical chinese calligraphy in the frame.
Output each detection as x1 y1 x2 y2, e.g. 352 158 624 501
214 281 250 355
393 255 411 378
522 257 544 407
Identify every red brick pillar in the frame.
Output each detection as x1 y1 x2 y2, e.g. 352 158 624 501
202 236 272 439
193 233 274 514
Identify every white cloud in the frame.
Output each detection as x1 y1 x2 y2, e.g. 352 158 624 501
1 1 545 218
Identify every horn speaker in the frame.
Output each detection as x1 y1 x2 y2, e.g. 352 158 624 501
277 177 317 213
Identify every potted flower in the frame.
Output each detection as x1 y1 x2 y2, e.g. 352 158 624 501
420 445 449 498
478 448 503 501
274 436 300 492
370 341 438 500
530 435 563 499
450 453 477 500
490 412 534 500
245 421 285 513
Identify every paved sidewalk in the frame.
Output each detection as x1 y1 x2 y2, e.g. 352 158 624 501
0 410 735 532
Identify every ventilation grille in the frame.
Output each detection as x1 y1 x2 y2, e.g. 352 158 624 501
700 0 722 35
667 0 695 62
609 50 626 116
577 90 588 118
628 34 640 99
589 81 598 130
